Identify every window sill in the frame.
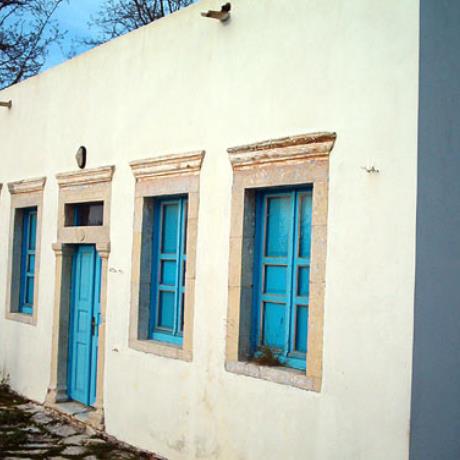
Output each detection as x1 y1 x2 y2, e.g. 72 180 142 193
225 361 321 392
5 311 36 326
128 338 192 362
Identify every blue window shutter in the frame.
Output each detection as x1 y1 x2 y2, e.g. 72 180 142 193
290 191 312 358
150 196 187 345
253 188 312 370
19 207 38 315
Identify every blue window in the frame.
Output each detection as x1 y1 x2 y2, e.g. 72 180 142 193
19 207 38 315
252 187 312 370
150 196 187 345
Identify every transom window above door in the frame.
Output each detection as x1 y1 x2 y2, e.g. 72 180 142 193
65 201 104 227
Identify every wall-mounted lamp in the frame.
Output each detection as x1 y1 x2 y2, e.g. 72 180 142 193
0 100 12 109
201 3 231 22
75 146 87 169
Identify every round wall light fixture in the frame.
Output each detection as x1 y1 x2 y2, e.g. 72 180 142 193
76 146 87 169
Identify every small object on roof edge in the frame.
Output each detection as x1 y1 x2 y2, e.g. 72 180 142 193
0 100 12 109
201 2 231 22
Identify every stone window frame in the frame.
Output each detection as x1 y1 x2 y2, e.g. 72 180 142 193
225 132 336 392
5 177 46 326
129 151 204 362
45 166 114 429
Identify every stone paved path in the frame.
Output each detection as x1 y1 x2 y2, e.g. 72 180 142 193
0 386 159 459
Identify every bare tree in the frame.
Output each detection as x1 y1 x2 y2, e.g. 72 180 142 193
0 0 65 89
85 0 194 47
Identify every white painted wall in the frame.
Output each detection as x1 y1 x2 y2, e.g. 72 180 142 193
0 1 419 458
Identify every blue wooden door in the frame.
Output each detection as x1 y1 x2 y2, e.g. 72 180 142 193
68 245 101 406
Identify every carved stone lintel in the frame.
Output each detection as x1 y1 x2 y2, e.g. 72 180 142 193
228 132 336 170
8 177 46 195
56 166 115 189
130 151 205 180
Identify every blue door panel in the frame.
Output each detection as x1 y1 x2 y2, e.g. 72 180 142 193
89 253 101 406
161 260 176 285
264 265 288 295
158 291 175 330
265 195 291 257
161 202 179 253
297 266 310 297
28 212 37 249
294 305 309 353
262 302 286 349
298 193 313 258
24 277 34 306
68 245 101 407
75 342 88 393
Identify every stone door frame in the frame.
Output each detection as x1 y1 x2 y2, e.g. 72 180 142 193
45 166 114 429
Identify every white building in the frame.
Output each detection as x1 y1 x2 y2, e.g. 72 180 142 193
0 1 459 459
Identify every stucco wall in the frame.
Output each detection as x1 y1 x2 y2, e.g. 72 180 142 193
410 1 460 459
0 1 419 459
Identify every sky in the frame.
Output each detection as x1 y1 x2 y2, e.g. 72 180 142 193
43 0 106 71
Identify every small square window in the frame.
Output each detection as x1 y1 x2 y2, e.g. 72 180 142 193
65 201 104 226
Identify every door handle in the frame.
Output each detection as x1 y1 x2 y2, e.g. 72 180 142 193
91 317 97 336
